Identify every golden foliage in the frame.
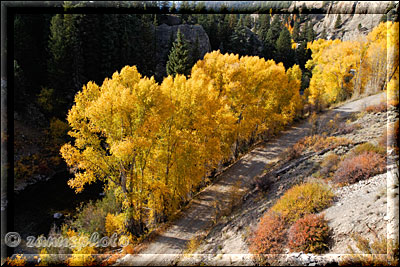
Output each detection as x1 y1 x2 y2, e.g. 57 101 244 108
105 213 126 235
61 52 303 229
305 22 399 107
270 182 334 223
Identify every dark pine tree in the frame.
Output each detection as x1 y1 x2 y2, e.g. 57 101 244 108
257 14 270 43
306 22 315 42
276 26 294 68
166 29 192 77
263 14 281 60
292 20 300 42
228 19 251 57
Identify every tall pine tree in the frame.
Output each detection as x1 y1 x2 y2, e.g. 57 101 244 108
276 26 294 68
166 29 191 77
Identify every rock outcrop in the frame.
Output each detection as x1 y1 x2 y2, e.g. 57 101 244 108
154 23 211 80
314 1 394 40
289 1 397 41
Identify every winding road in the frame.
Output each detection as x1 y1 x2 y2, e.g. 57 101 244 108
115 92 386 266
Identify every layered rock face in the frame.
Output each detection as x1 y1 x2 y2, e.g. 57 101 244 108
313 1 394 40
290 1 396 41
154 23 211 80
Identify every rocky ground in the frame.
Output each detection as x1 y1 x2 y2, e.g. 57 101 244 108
177 100 398 266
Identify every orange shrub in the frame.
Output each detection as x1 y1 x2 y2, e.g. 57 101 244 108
250 211 288 254
270 182 334 223
333 151 387 185
288 214 331 254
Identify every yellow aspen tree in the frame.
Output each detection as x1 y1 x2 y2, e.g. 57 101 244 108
61 66 170 232
306 39 360 107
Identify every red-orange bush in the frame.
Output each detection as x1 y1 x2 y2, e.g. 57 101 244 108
288 214 331 254
250 211 288 255
333 151 386 185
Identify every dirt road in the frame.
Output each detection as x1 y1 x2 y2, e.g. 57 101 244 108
115 92 386 266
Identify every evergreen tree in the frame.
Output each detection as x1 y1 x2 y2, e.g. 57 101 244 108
228 19 252 56
195 1 206 13
166 29 191 77
138 14 156 77
179 1 190 23
266 15 281 43
299 22 308 42
306 22 315 42
295 40 311 70
292 20 300 42
257 14 270 42
335 14 342 29
169 1 177 13
276 26 294 68
160 1 169 12
191 34 201 65
264 15 281 59
243 14 252 29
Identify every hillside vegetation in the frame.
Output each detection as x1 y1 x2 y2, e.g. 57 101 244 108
7 2 399 265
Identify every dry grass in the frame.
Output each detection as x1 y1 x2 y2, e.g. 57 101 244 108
340 233 399 266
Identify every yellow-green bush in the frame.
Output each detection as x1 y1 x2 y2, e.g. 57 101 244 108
270 182 334 223
350 142 386 157
71 190 122 236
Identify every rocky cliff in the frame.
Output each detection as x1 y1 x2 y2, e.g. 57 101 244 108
290 1 397 41
155 23 211 80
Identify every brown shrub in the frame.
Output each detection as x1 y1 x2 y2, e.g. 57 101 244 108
288 214 331 254
333 151 387 185
336 122 362 135
253 173 273 191
250 211 288 255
